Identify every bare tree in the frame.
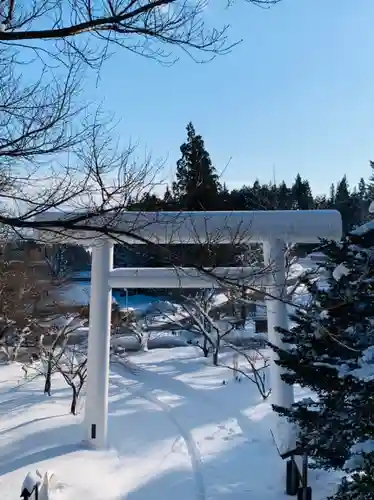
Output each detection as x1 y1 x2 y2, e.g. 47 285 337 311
0 0 281 246
54 343 87 415
37 314 85 396
0 241 63 362
221 344 270 400
0 0 301 374
160 289 236 363
0 1 280 66
160 288 271 398
185 290 216 357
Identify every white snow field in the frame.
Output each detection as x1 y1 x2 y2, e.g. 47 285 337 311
0 347 339 499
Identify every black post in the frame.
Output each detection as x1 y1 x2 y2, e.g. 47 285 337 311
286 457 299 495
20 484 39 500
302 451 308 489
297 451 312 500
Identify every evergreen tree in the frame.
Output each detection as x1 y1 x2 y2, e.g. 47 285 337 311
329 183 336 206
277 181 291 209
332 176 365 232
356 178 369 223
366 161 374 202
358 178 367 201
163 185 175 209
272 221 374 478
291 174 313 210
331 223 374 500
335 175 350 204
267 182 279 209
334 176 354 232
228 187 245 210
314 194 329 209
173 122 221 210
141 192 162 211
251 180 262 209
350 188 367 229
217 182 231 209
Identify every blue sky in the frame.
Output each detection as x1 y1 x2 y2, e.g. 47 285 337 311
85 0 374 196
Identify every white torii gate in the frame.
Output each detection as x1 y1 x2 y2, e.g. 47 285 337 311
35 210 342 450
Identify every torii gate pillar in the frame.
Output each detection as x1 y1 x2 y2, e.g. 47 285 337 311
84 240 113 448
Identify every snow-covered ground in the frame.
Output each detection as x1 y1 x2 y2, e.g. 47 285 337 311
111 321 265 351
0 347 339 499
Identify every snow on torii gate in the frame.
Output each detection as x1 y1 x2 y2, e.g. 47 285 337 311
35 210 342 450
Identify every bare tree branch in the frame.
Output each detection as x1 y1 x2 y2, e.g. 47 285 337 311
0 1 280 65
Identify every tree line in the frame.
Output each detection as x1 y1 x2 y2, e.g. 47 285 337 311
113 122 374 272
128 122 374 236
46 121 374 275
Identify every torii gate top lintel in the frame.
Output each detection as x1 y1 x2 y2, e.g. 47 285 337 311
34 209 342 245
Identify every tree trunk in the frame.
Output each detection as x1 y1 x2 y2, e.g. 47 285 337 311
70 386 78 415
240 304 246 328
12 340 23 361
203 336 209 357
213 348 219 366
140 331 149 351
44 357 52 396
44 375 51 396
213 335 220 366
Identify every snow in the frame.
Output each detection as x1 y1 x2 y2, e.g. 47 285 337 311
339 346 374 382
350 439 374 458
51 282 117 307
0 254 342 498
344 440 374 471
0 348 339 499
111 320 263 352
112 332 189 351
113 294 170 313
332 263 350 281
38 314 85 332
212 293 228 307
21 471 41 494
369 201 374 214
350 220 374 236
288 260 313 280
